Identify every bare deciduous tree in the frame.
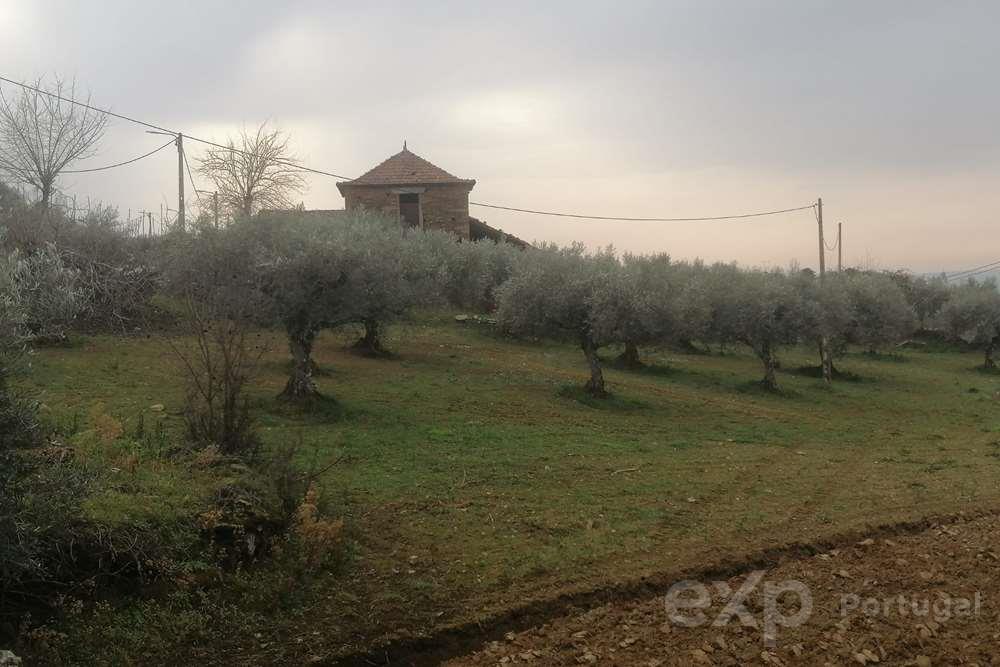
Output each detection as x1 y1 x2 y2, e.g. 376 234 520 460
196 123 307 220
0 76 107 210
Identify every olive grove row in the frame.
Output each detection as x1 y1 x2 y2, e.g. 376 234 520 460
2 208 998 408
160 211 999 402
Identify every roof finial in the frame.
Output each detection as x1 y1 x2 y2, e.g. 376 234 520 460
403 140 407 151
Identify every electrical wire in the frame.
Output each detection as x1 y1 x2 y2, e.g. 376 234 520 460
62 139 175 173
0 74 354 181
0 73 820 225
182 148 202 206
948 264 1000 282
946 259 1000 281
466 202 817 223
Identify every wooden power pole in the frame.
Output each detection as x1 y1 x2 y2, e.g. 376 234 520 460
816 197 826 277
837 222 843 272
176 133 185 231
145 129 186 230
817 197 833 383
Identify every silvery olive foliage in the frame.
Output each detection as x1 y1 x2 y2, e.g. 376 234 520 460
591 253 679 368
940 280 1000 369
888 272 951 330
422 231 521 311
702 266 810 391
0 240 28 380
0 235 89 597
7 243 86 343
496 243 620 396
246 213 355 398
243 210 445 397
339 213 441 356
792 270 854 367
843 271 917 353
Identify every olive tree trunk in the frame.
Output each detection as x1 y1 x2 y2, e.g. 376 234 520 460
986 335 998 370
819 336 833 383
352 319 386 357
756 341 780 392
282 327 319 398
581 336 608 398
614 341 643 369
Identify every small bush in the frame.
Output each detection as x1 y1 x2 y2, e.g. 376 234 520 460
290 485 344 573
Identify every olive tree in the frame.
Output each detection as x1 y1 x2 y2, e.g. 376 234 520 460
887 271 951 330
496 243 621 397
707 267 808 391
339 213 440 356
844 272 917 353
940 281 1000 369
422 232 521 312
253 215 353 398
596 253 688 368
793 270 853 378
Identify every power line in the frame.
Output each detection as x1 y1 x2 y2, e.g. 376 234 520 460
467 202 816 223
947 263 1000 282
0 74 354 181
182 147 202 206
0 72 814 224
62 139 175 173
946 259 1000 281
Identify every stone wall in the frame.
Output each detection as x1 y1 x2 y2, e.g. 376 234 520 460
341 183 472 239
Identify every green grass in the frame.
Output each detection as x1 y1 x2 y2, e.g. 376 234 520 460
17 314 1000 664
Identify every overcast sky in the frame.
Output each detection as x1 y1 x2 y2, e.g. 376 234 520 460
1 0 998 272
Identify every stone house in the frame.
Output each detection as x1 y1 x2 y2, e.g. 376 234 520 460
336 144 527 247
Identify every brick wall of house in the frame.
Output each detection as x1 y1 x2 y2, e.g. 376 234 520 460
341 184 472 239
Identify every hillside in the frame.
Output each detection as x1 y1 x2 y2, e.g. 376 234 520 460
16 314 1000 664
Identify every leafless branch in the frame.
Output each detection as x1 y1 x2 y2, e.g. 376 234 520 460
0 75 107 209
195 122 307 221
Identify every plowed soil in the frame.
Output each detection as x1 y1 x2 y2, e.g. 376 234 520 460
446 514 1000 666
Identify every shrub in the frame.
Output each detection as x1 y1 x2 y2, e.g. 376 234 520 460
8 243 85 343
290 485 344 573
163 225 270 454
0 243 89 601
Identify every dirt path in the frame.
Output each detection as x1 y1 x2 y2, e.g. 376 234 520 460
445 514 1000 666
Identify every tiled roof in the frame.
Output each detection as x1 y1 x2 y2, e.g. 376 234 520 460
469 217 530 249
342 148 473 187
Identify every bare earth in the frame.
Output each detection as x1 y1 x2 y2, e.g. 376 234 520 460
446 514 1000 666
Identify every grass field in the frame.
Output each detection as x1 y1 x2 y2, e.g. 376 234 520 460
18 313 1000 664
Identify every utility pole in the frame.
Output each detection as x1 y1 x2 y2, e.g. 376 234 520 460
817 197 832 383
146 129 185 231
816 197 826 277
176 133 185 231
837 222 843 272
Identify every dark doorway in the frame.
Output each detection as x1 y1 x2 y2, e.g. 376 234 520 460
398 193 421 228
